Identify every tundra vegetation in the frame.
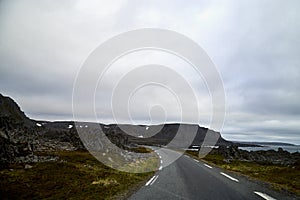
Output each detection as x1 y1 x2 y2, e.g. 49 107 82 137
0 150 157 200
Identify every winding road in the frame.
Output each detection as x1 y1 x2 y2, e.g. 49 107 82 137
129 148 296 200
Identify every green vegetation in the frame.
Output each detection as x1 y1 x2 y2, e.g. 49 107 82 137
186 150 300 195
0 150 156 200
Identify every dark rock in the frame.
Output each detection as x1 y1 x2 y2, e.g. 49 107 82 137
209 145 300 165
0 93 34 128
0 94 84 166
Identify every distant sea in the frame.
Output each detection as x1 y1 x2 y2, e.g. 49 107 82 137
239 145 300 153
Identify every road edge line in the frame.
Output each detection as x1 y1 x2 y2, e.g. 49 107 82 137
150 175 159 185
145 175 156 186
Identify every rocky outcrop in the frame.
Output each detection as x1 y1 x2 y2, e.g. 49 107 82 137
209 145 300 166
0 93 34 128
0 94 85 167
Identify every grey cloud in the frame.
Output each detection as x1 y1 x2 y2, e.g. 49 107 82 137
0 0 299 144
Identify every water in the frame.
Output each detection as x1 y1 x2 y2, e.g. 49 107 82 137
239 145 300 153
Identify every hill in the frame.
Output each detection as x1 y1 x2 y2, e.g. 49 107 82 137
0 93 231 166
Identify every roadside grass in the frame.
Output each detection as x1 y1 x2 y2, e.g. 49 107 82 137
186 150 300 196
130 147 153 153
0 150 156 200
118 156 159 173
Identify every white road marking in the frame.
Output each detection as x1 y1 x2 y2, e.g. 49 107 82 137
155 151 163 170
254 192 277 200
220 172 239 182
204 164 212 169
36 123 42 127
150 175 159 185
145 175 156 186
193 159 199 163
184 155 189 158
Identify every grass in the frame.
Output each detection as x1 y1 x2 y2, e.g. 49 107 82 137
186 150 300 196
0 150 157 200
130 147 153 153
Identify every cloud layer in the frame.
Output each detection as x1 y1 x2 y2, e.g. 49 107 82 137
0 0 299 144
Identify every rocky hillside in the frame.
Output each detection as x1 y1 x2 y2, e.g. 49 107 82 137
0 93 232 167
0 93 34 128
0 94 85 167
103 123 232 147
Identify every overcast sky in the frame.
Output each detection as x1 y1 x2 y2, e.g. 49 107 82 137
0 0 299 144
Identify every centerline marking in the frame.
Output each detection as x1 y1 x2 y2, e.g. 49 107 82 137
254 192 277 200
220 172 239 182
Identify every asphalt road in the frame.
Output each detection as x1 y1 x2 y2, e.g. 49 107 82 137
129 148 297 200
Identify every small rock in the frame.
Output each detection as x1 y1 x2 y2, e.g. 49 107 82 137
24 164 33 169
